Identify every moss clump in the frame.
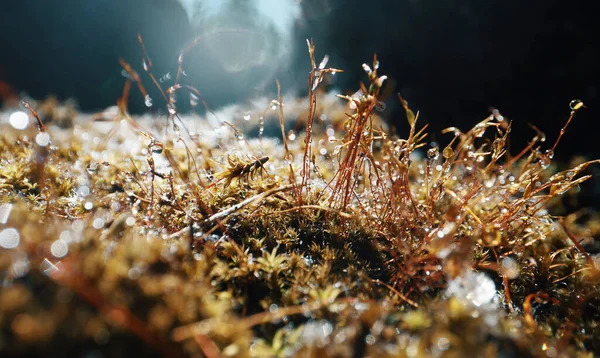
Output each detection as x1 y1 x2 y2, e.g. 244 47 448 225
0 42 599 357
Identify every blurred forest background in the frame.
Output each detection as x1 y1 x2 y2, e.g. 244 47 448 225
0 0 597 163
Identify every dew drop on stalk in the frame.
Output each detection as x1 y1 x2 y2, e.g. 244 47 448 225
19 99 32 110
484 177 496 188
151 145 163 154
121 70 134 80
501 256 519 279
443 147 454 159
287 130 296 141
144 95 153 107
427 147 439 160
35 132 50 147
87 162 99 174
258 117 265 137
569 99 585 112
189 93 199 107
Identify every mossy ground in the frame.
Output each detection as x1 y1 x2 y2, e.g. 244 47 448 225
1 48 599 357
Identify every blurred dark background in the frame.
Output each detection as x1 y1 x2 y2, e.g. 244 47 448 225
0 0 598 161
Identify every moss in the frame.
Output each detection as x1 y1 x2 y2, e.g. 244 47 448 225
0 42 599 357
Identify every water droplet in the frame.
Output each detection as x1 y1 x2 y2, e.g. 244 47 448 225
144 94 153 107
9 111 29 130
544 149 554 159
540 157 551 169
484 177 496 188
501 256 519 279
473 123 486 138
92 218 105 229
128 267 141 280
59 230 73 244
0 228 20 249
569 99 584 111
427 147 439 160
436 337 450 351
110 201 121 212
72 220 84 232
84 202 94 210
365 334 376 345
35 132 50 147
87 162 99 174
445 271 496 307
243 112 251 121
258 117 264 137
375 101 386 112
168 105 177 115
19 99 31 110
142 59 149 72
287 131 296 141
442 147 453 159
0 203 14 224
50 240 69 258
77 186 90 197
121 70 134 80
151 144 163 154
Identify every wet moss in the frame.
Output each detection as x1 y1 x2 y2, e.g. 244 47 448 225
0 46 599 357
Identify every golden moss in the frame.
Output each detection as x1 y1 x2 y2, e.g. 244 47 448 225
0 41 599 357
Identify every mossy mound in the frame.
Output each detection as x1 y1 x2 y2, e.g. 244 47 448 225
1 53 599 357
